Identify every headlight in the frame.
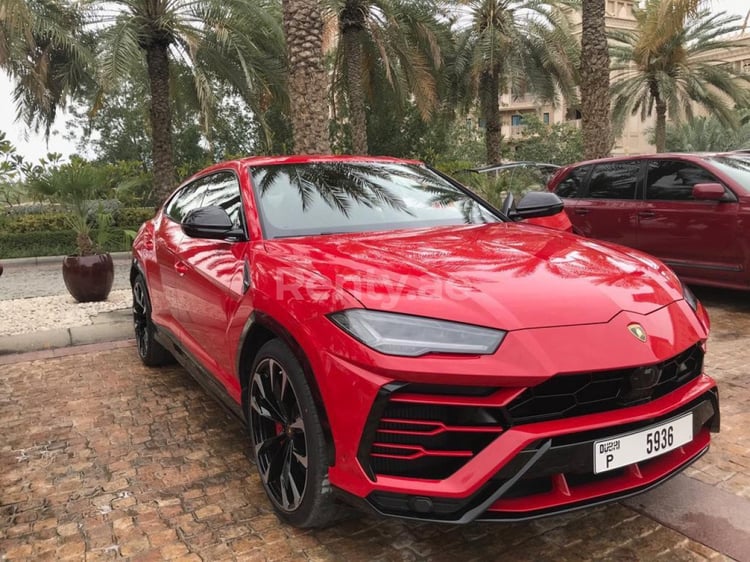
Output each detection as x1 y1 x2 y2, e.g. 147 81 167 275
328 310 506 357
682 282 698 312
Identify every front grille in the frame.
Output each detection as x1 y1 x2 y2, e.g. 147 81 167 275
358 345 704 482
365 387 505 480
506 344 704 425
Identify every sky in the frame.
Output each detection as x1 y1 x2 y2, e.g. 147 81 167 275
1 0 748 163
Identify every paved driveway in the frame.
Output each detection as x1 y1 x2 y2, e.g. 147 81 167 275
1 287 748 561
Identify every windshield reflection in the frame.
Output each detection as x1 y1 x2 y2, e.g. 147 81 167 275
249 162 500 238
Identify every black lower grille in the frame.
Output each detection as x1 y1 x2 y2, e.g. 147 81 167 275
363 388 505 480
506 344 704 424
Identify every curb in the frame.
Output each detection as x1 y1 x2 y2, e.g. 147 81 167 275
1 251 132 267
0 308 133 355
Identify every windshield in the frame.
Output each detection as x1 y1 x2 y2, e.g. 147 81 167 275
705 156 750 193
249 162 501 238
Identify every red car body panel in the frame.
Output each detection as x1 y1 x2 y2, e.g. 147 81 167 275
133 155 718 523
548 153 750 289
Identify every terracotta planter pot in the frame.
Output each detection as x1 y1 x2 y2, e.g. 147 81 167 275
62 253 115 303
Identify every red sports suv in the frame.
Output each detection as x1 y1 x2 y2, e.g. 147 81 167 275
132 156 719 528
548 153 750 290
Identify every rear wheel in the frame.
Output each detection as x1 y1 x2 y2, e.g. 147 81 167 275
132 274 173 366
249 339 336 528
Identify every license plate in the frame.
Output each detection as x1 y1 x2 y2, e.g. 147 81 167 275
593 413 693 474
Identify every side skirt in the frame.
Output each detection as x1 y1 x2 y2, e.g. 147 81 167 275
154 327 246 426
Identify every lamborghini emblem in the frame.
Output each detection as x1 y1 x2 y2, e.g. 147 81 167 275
628 323 647 343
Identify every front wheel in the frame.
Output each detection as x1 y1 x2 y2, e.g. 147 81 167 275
248 339 336 528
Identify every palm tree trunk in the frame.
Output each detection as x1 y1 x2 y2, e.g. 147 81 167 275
145 42 175 204
580 0 612 160
480 69 501 164
282 0 331 154
655 99 667 152
341 2 368 155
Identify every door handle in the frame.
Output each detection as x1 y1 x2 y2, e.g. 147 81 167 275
174 261 189 276
638 211 656 218
574 208 589 215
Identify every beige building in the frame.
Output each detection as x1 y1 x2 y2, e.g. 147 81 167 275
497 0 750 155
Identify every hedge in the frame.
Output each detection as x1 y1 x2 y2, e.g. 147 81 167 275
0 207 155 234
0 227 140 259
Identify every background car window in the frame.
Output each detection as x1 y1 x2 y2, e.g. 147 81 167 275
164 181 205 222
554 165 591 198
587 162 640 199
200 172 244 229
646 161 718 201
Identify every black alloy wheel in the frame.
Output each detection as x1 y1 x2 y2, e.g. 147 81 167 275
248 339 337 527
132 274 173 366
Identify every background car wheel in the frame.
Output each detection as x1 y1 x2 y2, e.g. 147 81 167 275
249 339 336 528
132 274 173 367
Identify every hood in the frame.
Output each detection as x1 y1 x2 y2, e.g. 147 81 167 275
263 224 684 331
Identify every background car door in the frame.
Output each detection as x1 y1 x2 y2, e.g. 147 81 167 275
552 165 591 233
637 159 742 283
173 171 249 382
572 160 644 247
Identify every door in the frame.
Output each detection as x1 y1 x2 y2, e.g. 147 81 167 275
172 171 249 383
155 178 207 331
573 160 643 247
637 159 742 283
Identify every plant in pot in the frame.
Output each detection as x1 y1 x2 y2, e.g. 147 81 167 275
26 159 115 302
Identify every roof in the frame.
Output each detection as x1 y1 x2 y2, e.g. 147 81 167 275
237 154 424 167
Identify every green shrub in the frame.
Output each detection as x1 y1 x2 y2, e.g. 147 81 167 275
0 207 154 233
0 227 139 258
2 212 70 233
111 207 155 227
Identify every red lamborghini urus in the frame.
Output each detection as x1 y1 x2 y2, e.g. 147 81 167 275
131 156 719 528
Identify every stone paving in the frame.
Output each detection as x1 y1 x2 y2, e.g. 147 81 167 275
1 288 748 561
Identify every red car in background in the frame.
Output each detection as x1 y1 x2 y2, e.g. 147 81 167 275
548 153 750 290
132 155 718 528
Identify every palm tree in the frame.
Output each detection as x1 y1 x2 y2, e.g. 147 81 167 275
453 0 579 164
578 0 705 159
282 0 331 154
664 110 750 152
579 0 610 159
0 0 92 135
610 4 750 153
88 0 284 202
326 0 448 154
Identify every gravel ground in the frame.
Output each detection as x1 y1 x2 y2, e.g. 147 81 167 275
0 289 132 336
0 259 131 300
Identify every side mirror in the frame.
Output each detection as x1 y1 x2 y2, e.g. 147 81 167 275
692 183 726 201
181 206 244 240
510 192 564 220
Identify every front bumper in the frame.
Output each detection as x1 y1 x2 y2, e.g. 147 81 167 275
363 389 718 523
313 300 717 523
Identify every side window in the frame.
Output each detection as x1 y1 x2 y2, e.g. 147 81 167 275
646 160 718 201
587 161 640 199
200 172 244 229
164 181 205 222
554 166 591 198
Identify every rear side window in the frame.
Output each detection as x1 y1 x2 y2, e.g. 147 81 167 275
587 161 640 199
554 166 590 198
646 160 719 201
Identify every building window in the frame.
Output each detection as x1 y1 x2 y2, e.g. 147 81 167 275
511 114 524 126
543 112 550 125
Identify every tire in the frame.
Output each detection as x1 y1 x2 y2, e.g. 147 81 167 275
248 339 337 528
132 273 173 367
